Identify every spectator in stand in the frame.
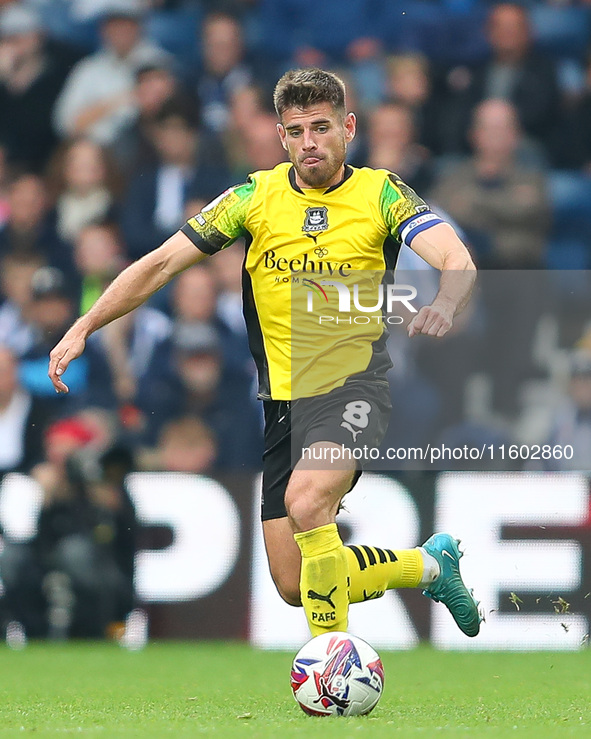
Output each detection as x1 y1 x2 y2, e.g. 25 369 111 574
149 416 217 475
46 137 122 247
109 54 191 178
0 345 47 475
170 322 225 417
0 416 137 639
168 263 261 462
385 53 429 107
170 262 218 336
169 321 262 471
227 112 286 182
365 102 433 193
210 241 247 338
171 264 218 327
430 99 549 269
331 68 366 166
171 262 252 375
0 174 74 277
0 4 82 172
435 2 560 157
0 254 42 356
73 223 125 316
120 98 229 260
223 85 266 177
92 302 175 444
18 266 114 414
196 12 252 135
384 54 440 155
432 99 549 416
53 0 171 146
227 84 267 135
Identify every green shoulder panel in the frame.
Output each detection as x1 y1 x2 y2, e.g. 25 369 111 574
379 173 430 240
183 177 257 253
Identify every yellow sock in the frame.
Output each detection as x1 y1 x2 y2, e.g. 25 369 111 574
294 523 349 636
345 546 423 603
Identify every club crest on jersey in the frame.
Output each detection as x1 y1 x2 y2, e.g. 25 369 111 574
303 207 328 233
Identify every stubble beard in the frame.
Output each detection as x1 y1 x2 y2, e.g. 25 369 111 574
292 142 346 188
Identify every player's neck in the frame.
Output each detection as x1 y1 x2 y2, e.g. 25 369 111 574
295 164 347 191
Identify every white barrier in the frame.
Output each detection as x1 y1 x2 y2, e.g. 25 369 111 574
0 471 589 648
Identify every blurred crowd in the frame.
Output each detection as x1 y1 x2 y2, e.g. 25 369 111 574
1 0 591 637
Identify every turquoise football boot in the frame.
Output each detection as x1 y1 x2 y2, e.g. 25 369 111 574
422 533 481 637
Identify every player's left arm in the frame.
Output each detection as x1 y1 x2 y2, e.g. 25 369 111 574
407 222 476 338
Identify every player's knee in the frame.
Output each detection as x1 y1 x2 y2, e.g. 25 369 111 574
284 487 327 532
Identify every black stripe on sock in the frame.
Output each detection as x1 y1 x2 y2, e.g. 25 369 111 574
385 549 398 563
362 545 377 566
375 547 387 564
348 545 367 571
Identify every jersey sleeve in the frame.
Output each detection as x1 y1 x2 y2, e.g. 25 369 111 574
379 173 444 247
180 177 256 255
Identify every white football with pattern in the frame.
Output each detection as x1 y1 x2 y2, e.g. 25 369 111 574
290 632 384 716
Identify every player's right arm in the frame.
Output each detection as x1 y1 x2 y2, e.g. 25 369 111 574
49 179 255 393
48 230 205 393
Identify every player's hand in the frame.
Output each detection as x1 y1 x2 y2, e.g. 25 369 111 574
48 332 86 393
408 303 454 339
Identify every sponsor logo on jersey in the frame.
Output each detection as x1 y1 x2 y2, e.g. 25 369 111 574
264 249 352 278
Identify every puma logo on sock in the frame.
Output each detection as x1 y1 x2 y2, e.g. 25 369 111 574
307 585 337 609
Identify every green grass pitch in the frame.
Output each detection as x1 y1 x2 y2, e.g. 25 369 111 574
0 642 590 738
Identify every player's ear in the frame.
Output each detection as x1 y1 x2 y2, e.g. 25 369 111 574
277 123 288 151
344 112 356 143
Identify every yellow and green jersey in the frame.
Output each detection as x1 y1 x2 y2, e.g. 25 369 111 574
180 162 442 400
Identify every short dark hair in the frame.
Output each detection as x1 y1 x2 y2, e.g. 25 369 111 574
273 68 346 119
154 97 200 130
